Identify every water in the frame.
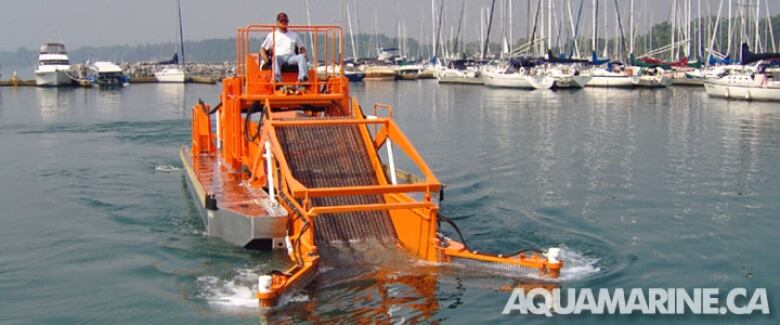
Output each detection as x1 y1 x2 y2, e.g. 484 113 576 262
0 82 778 323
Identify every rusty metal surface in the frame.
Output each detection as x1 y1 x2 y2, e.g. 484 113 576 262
275 121 398 245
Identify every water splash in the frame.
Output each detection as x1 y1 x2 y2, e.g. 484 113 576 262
556 246 602 281
196 269 263 309
154 165 181 173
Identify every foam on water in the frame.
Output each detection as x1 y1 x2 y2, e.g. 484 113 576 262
556 246 602 281
196 269 264 310
154 165 181 173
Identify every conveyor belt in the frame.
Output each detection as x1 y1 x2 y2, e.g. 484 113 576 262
276 121 398 248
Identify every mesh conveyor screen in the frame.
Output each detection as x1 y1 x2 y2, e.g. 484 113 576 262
276 122 398 248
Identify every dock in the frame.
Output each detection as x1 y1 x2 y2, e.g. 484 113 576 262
0 79 36 87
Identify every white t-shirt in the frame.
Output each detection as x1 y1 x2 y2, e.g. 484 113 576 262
261 30 303 57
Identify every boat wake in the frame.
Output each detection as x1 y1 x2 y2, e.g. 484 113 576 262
194 244 601 312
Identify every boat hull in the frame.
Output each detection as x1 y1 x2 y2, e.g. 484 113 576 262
704 82 780 102
345 72 365 82
437 76 484 85
34 70 71 87
634 76 671 88
586 75 637 88
155 72 186 83
671 77 704 86
552 75 591 89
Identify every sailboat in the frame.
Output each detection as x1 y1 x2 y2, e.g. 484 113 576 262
704 44 780 101
155 0 186 83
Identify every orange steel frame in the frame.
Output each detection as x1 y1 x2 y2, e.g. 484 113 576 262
190 24 562 308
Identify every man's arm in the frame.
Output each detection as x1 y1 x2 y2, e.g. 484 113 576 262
260 33 272 67
295 34 307 59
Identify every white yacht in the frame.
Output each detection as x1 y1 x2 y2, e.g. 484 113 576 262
704 62 780 101
34 43 72 86
155 66 186 83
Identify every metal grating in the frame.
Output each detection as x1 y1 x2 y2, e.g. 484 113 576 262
275 121 398 248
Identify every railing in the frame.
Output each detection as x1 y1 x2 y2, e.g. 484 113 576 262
236 24 345 96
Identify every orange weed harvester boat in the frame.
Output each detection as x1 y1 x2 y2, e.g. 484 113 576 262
180 24 563 308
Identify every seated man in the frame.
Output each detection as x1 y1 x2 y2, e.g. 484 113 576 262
260 12 308 83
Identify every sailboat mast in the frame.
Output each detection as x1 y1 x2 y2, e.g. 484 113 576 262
177 0 185 68
629 0 634 54
455 0 466 54
593 0 598 54
706 0 724 68
671 0 677 60
548 0 552 50
766 0 777 52
509 0 513 51
727 0 731 56
346 0 358 60
483 0 497 59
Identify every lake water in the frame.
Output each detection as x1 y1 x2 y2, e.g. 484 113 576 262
0 82 778 323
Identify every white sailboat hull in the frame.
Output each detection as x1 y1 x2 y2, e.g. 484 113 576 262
704 81 780 102
553 75 592 88
634 76 671 88
586 75 637 88
155 68 186 83
483 73 554 90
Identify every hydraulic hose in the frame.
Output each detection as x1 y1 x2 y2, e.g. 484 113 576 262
244 101 264 143
438 214 545 258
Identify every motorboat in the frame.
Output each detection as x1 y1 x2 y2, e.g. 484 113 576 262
34 43 72 86
396 64 422 80
88 61 128 88
363 64 397 81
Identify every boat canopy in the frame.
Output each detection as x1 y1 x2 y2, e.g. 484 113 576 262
741 43 780 66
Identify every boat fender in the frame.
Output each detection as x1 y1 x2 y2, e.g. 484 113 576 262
205 193 218 211
439 186 445 202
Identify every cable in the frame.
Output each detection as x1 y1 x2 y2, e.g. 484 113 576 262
244 101 264 143
438 214 545 257
437 214 470 251
206 102 221 115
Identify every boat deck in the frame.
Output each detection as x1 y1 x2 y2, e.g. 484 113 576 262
180 146 287 248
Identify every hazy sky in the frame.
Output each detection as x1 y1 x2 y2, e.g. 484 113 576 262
2 0 779 51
